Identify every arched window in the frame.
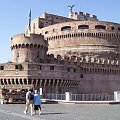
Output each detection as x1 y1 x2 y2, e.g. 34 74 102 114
12 79 15 84
61 26 71 31
78 25 89 29
1 79 4 85
95 25 106 30
16 79 19 84
20 79 23 84
4 79 7 85
24 78 27 85
8 79 11 84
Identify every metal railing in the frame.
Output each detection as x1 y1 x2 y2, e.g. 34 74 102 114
45 93 114 101
46 93 65 100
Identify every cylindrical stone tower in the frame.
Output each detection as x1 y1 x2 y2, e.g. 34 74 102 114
40 21 120 60
11 33 48 63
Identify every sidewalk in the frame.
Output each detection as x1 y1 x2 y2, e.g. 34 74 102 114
42 99 120 104
0 103 120 120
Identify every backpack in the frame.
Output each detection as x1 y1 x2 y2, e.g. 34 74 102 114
28 92 34 100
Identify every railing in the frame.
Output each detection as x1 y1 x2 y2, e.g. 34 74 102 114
45 93 114 101
71 94 114 101
46 93 65 100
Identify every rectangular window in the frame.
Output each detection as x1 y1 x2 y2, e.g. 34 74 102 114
15 64 22 70
80 74 83 78
68 68 70 72
37 50 39 58
39 22 44 28
0 66 4 70
38 65 41 70
74 69 76 73
15 65 18 69
111 26 114 30
50 66 54 70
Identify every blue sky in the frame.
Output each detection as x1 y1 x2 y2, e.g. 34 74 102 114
0 0 120 63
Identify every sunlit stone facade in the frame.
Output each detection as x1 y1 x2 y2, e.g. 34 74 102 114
0 11 120 102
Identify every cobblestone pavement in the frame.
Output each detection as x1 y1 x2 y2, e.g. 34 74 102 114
0 103 120 120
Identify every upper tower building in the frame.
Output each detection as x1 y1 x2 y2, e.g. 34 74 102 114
25 10 120 60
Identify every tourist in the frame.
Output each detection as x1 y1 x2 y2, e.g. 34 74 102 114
24 88 34 115
33 90 42 115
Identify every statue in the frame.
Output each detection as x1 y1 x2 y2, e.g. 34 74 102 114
68 5 75 13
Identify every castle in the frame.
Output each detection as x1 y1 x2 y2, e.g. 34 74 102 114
0 8 120 102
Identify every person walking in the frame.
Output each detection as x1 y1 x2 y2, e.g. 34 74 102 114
33 90 42 115
24 88 34 115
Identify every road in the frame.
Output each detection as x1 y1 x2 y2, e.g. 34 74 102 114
0 103 120 120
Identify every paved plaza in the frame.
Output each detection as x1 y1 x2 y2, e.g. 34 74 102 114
0 103 120 120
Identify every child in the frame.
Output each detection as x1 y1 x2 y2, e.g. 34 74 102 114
33 90 41 115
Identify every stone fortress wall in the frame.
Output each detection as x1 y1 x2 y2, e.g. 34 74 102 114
0 53 120 94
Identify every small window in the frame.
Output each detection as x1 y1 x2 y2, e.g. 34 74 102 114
17 51 19 57
39 21 44 28
50 66 54 70
111 26 114 30
0 66 4 70
38 65 41 70
80 74 83 78
15 65 19 69
53 28 55 32
95 25 106 30
118 27 120 31
78 25 89 29
68 68 70 72
15 64 22 70
74 69 76 73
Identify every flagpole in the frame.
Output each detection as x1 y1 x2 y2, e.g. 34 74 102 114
28 9 31 33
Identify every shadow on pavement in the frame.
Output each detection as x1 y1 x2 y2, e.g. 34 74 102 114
41 112 66 115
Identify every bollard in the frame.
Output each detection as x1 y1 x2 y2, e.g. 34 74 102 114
0 99 3 104
114 91 120 101
65 92 71 102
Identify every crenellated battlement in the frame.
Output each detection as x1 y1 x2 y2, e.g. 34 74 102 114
47 54 120 68
70 11 98 21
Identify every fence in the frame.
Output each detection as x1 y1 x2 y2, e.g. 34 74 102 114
45 93 114 101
